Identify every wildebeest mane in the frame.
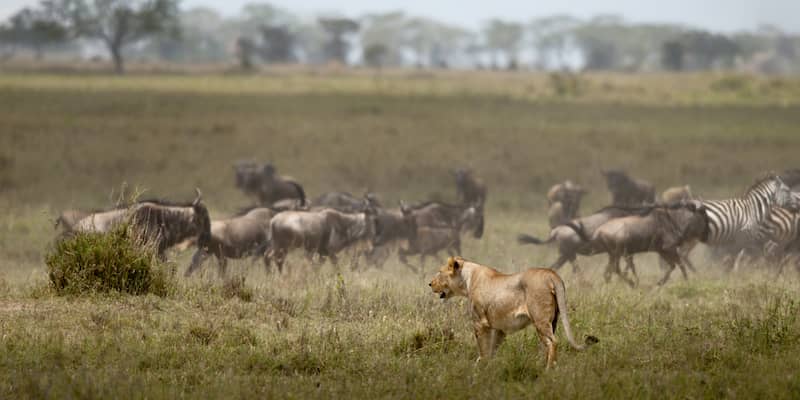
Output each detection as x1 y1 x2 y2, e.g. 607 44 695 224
405 200 468 211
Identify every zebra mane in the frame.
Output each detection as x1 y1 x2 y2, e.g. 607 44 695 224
743 172 779 196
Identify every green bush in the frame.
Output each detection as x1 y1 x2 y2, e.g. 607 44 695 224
45 224 173 296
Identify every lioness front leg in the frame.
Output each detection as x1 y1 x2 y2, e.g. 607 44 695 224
473 325 493 362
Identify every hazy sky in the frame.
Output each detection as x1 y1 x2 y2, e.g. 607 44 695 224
2 0 799 33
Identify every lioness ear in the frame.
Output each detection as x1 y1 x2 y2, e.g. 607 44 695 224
449 257 461 271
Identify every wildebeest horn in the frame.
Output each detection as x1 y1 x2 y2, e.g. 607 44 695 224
193 188 202 206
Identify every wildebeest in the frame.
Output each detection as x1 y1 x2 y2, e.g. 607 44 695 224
311 191 381 213
397 201 484 270
71 190 211 260
185 207 278 277
453 168 487 206
546 180 587 229
586 202 709 286
366 206 418 268
518 205 649 273
233 161 306 206
602 169 655 206
263 208 377 272
661 185 693 203
55 209 92 232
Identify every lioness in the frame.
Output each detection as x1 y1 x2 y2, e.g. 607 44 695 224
429 256 597 368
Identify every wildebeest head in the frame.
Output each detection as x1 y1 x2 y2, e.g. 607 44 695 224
191 189 212 249
373 205 417 247
657 201 709 248
460 205 484 239
602 169 632 189
772 176 800 212
233 161 260 190
262 163 276 178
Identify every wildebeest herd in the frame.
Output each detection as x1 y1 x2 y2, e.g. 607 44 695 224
55 162 485 277
56 163 800 287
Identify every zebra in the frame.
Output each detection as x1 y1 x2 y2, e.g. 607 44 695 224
758 205 800 273
700 174 799 270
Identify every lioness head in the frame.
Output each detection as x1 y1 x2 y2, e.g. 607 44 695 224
429 256 467 300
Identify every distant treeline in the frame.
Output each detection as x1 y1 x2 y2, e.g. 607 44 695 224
1 1 798 75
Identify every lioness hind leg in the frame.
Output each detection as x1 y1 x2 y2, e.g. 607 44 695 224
534 320 558 369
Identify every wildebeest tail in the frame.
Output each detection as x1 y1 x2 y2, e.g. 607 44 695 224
517 233 553 245
564 221 590 242
288 181 307 206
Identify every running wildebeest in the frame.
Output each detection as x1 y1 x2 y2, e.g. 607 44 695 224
311 191 381 213
71 190 211 260
585 202 709 286
397 201 484 270
263 207 377 272
55 209 92 232
452 168 487 206
546 180 587 228
518 205 651 273
366 206 418 269
185 207 279 277
602 169 655 206
661 185 693 203
233 161 306 207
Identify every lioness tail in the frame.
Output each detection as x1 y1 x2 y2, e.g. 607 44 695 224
554 278 598 351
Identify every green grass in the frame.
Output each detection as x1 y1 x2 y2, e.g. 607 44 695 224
1 71 800 398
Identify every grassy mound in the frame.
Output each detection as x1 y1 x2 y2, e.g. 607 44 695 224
46 224 173 296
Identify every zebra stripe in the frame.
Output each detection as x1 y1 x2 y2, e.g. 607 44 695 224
759 207 800 250
700 177 793 246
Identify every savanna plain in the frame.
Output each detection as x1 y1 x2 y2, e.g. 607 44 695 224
1 70 800 399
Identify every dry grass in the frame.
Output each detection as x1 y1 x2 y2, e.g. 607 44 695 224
1 70 800 398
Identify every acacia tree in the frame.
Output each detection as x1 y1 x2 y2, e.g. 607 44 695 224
0 7 68 59
318 17 359 64
483 19 524 69
46 0 180 74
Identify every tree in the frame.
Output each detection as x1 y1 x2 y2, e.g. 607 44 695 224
483 19 524 69
0 7 68 59
363 43 388 68
661 41 684 71
45 0 180 74
529 15 580 69
236 36 256 70
318 17 359 64
259 25 295 63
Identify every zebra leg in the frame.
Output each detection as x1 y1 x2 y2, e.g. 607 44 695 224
732 249 746 273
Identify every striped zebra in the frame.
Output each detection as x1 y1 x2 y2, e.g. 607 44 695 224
759 204 800 273
700 174 799 269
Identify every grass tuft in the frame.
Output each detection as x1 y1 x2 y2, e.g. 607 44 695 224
45 223 174 296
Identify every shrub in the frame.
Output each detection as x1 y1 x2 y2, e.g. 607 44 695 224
45 223 174 296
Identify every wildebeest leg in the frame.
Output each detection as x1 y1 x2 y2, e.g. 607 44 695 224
397 247 418 273
263 244 277 274
615 255 636 288
624 255 639 287
274 249 287 274
603 254 617 283
549 252 571 271
185 249 208 277
657 251 681 286
680 241 698 273
217 256 228 278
